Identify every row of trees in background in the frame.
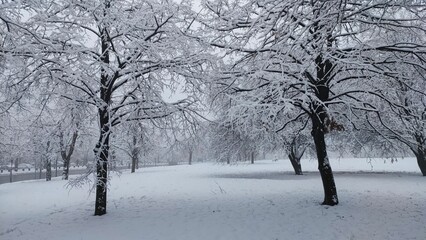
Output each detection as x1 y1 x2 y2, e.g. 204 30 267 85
1 0 425 214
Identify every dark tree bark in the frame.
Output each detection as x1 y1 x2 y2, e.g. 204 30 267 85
9 159 13 183
309 50 338 205
414 136 426 176
287 136 306 175
94 13 112 215
188 149 193 165
250 151 254 164
288 149 303 175
311 114 338 205
94 116 110 216
131 135 138 173
46 160 52 181
302 6 338 205
45 141 52 181
131 154 137 173
416 150 426 176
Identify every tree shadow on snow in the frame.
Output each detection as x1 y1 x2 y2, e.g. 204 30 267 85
210 171 421 181
210 171 319 181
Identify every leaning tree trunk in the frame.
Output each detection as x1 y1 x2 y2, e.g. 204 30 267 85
414 137 426 176
311 114 338 206
310 51 338 205
288 151 303 175
287 137 305 175
416 150 426 176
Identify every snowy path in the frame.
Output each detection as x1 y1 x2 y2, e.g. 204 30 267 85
0 159 425 240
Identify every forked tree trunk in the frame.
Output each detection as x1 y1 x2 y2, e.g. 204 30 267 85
60 130 78 180
311 115 338 206
287 137 305 175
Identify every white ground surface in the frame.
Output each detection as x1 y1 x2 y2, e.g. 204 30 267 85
1 157 425 240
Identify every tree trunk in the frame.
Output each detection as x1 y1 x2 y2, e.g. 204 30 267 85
131 135 138 173
288 151 303 175
311 115 338 206
414 138 426 176
94 6 112 215
188 150 193 165
416 151 426 176
46 160 52 181
251 151 254 164
287 138 304 175
55 157 58 177
131 153 137 173
9 159 13 183
45 140 52 181
94 123 109 216
60 129 78 180
62 157 70 180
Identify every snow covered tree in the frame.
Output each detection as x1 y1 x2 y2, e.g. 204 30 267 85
200 0 425 205
365 52 426 175
209 121 258 164
113 120 152 173
57 104 87 180
286 135 309 175
2 0 208 215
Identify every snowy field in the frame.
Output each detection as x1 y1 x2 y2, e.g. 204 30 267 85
1 157 425 240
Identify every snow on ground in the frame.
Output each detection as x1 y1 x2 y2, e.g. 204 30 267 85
0 157 425 240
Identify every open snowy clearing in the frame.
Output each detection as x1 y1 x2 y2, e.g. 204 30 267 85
1 158 425 240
